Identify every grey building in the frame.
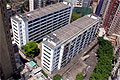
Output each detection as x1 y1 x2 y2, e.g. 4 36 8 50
0 0 17 79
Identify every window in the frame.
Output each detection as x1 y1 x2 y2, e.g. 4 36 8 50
14 31 18 35
12 20 17 24
13 27 18 31
44 49 51 55
13 24 17 28
28 21 32 24
43 66 49 71
43 53 50 59
44 45 51 51
43 56 50 62
43 60 50 65
43 63 49 68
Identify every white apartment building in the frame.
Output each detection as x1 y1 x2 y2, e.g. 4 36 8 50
11 3 73 48
41 15 100 74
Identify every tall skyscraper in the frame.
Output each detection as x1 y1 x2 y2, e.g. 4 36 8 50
99 0 109 17
109 4 120 35
103 0 120 32
0 0 17 79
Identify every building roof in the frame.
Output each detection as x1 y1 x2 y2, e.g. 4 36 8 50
44 41 56 49
44 15 99 48
29 61 36 66
17 3 70 21
12 15 21 22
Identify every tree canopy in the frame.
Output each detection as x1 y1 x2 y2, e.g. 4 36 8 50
53 74 62 80
76 73 83 80
24 41 39 58
90 37 113 80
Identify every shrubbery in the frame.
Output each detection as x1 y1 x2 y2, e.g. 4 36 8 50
76 73 83 80
53 74 62 80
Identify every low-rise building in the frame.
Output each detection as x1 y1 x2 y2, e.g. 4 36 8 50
41 14 100 74
11 3 72 48
20 61 46 80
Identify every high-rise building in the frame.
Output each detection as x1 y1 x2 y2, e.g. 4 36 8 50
11 3 72 48
109 4 120 35
41 15 100 74
103 0 120 32
0 0 17 79
99 0 109 17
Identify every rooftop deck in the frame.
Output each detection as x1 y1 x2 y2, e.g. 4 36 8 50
16 3 70 21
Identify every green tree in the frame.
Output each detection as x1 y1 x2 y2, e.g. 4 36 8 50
53 74 62 80
24 41 39 57
76 73 83 80
90 37 113 80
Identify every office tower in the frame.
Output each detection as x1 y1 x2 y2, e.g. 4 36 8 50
0 0 17 79
82 0 92 7
109 4 120 35
11 3 72 48
41 15 100 74
103 0 120 32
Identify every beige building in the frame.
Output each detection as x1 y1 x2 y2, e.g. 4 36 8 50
0 0 17 79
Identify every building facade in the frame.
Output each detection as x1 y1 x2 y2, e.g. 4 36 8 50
41 15 100 74
0 0 17 79
11 3 72 48
103 0 120 32
99 0 109 17
109 4 120 35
